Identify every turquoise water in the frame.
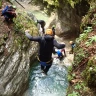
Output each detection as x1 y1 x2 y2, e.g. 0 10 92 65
32 10 49 22
28 61 68 96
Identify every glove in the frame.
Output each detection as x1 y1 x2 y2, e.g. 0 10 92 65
25 30 30 33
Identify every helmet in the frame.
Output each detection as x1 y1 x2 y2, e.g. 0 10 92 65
69 41 73 44
45 29 53 36
12 5 16 9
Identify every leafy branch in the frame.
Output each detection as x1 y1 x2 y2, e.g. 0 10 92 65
85 35 96 46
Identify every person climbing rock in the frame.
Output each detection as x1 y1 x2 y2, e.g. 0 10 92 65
1 5 16 22
54 48 66 60
69 41 76 54
25 29 65 75
37 20 46 34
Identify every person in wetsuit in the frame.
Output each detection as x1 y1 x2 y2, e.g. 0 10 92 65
37 20 46 34
25 29 65 75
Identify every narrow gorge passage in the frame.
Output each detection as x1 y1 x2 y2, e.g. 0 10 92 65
17 1 74 96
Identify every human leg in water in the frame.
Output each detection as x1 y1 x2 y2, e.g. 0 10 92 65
41 64 52 75
43 64 52 75
41 65 45 71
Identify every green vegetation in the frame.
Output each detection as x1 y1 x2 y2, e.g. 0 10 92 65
74 48 88 67
68 72 76 82
67 0 96 95
85 35 96 46
43 0 90 8
76 33 88 43
83 27 93 33
67 82 91 96
0 38 5 46
76 26 93 43
13 11 38 48
68 91 80 96
0 0 2 8
14 12 38 36
67 66 73 81
31 0 90 16
83 56 96 87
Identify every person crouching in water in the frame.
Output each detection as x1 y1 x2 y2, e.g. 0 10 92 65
54 48 66 60
25 29 65 75
1 5 16 22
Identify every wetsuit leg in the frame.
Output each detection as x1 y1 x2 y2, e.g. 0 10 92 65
44 64 52 74
41 26 45 34
41 65 45 71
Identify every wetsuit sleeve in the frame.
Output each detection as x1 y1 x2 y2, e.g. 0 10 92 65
37 20 45 24
53 39 65 49
25 32 41 42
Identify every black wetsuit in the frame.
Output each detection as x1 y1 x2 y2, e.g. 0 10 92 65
37 20 45 33
52 27 55 36
25 32 65 74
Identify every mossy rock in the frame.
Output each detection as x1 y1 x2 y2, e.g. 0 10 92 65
74 46 88 67
0 38 5 46
3 34 8 40
82 56 96 87
0 0 2 8
13 11 38 36
12 11 39 48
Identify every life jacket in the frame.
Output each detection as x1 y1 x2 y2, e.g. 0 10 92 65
1 6 9 16
57 50 62 57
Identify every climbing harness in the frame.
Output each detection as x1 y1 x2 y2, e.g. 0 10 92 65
37 55 52 64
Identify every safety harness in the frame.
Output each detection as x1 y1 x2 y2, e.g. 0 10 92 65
37 55 52 66
37 36 53 66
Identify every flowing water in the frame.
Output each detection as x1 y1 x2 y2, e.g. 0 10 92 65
27 59 69 96
32 10 49 22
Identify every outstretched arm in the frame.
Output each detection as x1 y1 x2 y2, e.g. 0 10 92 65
25 31 41 42
54 39 65 49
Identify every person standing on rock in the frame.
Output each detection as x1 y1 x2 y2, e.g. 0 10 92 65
69 41 76 54
25 29 65 75
37 20 46 34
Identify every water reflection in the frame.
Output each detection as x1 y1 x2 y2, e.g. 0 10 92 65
28 59 68 96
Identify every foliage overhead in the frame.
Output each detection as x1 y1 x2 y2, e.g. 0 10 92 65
42 0 91 8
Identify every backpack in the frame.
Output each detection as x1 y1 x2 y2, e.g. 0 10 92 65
1 6 9 16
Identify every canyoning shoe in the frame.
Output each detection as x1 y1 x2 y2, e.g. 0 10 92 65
42 70 47 75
